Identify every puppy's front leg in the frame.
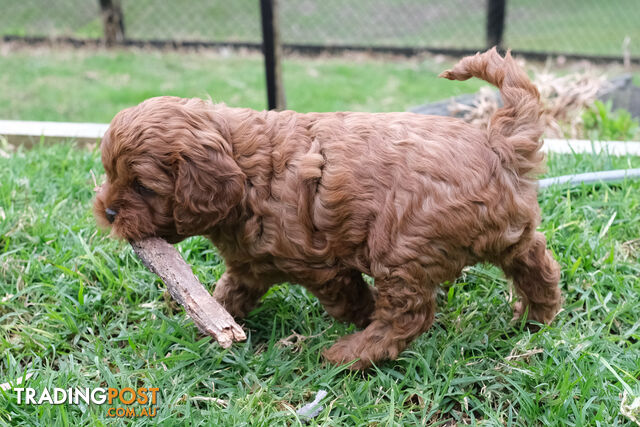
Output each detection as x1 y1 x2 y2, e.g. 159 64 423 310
306 270 377 329
213 270 271 319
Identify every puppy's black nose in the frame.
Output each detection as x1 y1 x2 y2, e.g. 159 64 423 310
105 207 117 224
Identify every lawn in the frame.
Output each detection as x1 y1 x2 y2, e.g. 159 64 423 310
0 47 484 123
0 138 639 425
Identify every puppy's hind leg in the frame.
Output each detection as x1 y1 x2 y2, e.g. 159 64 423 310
501 231 562 325
323 265 437 370
307 270 376 329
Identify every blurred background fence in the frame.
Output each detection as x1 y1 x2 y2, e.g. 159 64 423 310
1 0 638 61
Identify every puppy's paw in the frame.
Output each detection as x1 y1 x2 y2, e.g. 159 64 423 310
512 300 561 326
511 300 526 322
322 333 371 370
211 287 250 319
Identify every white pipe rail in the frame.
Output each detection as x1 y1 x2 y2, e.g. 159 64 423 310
0 120 108 143
539 168 640 189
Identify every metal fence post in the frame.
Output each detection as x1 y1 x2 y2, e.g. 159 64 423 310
260 0 286 111
486 0 506 49
98 0 125 45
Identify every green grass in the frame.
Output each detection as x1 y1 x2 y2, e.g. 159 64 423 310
0 48 484 123
1 0 639 56
0 139 639 425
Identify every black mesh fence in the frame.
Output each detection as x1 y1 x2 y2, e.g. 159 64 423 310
0 0 638 59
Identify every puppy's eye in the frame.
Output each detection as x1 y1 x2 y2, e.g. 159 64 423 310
134 180 156 196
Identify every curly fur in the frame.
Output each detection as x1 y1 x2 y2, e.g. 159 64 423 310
94 48 562 369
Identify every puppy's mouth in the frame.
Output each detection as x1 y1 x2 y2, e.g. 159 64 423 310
94 200 154 242
159 234 185 244
93 197 184 244
110 212 159 241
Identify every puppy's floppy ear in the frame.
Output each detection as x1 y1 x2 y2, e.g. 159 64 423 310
173 138 245 236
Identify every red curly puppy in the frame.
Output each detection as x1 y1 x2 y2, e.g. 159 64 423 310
94 48 562 369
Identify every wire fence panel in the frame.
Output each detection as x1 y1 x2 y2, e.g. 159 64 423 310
505 0 638 57
0 0 638 58
278 0 486 50
0 0 100 38
121 0 261 43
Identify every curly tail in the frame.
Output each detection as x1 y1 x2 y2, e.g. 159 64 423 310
440 47 545 178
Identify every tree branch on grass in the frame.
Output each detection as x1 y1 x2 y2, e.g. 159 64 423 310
130 237 246 348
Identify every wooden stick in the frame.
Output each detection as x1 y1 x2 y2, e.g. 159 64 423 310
130 237 246 348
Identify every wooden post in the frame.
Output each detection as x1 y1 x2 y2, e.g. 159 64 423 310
260 0 286 110
99 0 125 45
486 0 506 49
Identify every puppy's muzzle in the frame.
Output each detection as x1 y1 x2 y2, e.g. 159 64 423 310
105 208 118 224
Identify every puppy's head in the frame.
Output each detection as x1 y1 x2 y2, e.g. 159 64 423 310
94 96 245 242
